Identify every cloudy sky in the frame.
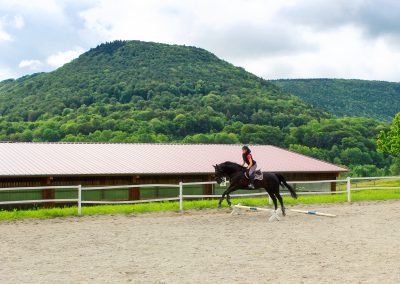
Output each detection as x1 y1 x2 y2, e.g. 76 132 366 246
1 0 400 82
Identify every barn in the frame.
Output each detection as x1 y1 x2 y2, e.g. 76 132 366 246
0 142 347 205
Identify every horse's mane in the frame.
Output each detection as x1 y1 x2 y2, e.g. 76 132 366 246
218 161 245 173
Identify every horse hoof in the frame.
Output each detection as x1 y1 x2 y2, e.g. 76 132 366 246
217 204 222 208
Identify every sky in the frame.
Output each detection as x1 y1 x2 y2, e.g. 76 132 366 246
1 0 400 82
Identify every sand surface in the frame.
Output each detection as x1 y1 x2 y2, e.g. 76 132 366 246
1 201 400 283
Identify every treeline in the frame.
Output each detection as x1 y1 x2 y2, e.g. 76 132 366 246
272 78 400 122
0 40 397 176
0 100 394 177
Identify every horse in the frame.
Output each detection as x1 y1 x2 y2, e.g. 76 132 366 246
213 161 297 216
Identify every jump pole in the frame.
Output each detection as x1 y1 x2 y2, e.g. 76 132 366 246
290 209 336 217
231 204 280 221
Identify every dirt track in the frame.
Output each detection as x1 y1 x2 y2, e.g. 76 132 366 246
1 201 400 283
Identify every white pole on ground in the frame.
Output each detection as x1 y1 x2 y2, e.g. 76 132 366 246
78 185 82 216
290 209 336 217
234 204 272 212
232 204 280 221
346 176 351 202
179 181 183 212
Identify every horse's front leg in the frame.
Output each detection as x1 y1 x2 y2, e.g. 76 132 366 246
218 189 229 208
217 185 235 208
226 187 239 207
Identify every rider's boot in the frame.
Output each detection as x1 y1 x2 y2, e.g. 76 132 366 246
248 174 255 189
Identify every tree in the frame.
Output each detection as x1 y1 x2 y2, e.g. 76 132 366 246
389 157 400 175
377 112 400 156
340 147 372 165
351 164 385 177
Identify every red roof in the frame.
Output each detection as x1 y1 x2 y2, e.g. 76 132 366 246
0 142 347 177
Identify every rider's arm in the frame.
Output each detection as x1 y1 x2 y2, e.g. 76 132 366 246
247 155 253 169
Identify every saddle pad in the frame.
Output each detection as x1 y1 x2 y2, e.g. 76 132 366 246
254 170 263 180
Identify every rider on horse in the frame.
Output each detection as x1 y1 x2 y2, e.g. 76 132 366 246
241 145 257 189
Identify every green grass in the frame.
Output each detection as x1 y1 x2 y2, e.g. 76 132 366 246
336 178 400 191
1 189 399 221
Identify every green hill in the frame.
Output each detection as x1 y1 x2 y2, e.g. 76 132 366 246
272 78 400 121
0 40 328 143
0 40 395 176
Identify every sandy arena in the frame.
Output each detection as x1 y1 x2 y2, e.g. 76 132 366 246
1 200 400 283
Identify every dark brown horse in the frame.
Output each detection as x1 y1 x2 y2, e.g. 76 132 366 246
213 161 297 215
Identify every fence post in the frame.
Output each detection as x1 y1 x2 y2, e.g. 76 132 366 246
78 185 82 215
346 177 351 202
179 181 183 212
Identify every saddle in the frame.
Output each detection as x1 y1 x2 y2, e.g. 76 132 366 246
245 169 263 180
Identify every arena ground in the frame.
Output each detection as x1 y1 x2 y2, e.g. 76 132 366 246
1 200 400 283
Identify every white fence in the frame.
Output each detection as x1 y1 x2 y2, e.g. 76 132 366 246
0 176 399 215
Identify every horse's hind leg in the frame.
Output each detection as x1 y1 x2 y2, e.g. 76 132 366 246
275 193 286 216
269 193 278 211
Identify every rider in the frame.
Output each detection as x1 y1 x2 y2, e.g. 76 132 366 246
241 145 257 189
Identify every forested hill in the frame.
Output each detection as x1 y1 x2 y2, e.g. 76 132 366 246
272 79 400 121
0 40 395 176
0 40 329 143
1 40 281 119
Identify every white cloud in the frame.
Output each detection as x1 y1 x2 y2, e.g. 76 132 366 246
240 25 400 81
18 59 43 70
75 0 400 82
46 47 85 67
1 0 400 82
0 19 12 41
0 66 16 81
0 0 66 20
13 15 25 29
0 15 24 42
0 30 12 41
77 0 295 46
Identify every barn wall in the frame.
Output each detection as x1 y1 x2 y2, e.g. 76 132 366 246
281 172 339 192
0 172 339 209
0 174 210 187
0 172 338 188
281 172 338 181
0 174 212 209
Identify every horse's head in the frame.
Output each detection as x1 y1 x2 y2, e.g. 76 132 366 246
213 161 244 183
213 164 225 184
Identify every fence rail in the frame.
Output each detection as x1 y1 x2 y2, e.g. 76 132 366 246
82 184 180 191
0 176 399 215
81 197 181 205
0 185 79 192
0 199 78 205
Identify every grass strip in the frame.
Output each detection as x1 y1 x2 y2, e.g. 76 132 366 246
0 189 399 221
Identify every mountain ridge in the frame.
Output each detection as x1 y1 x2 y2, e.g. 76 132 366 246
272 78 400 121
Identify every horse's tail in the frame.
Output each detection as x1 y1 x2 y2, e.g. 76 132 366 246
276 173 297 199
